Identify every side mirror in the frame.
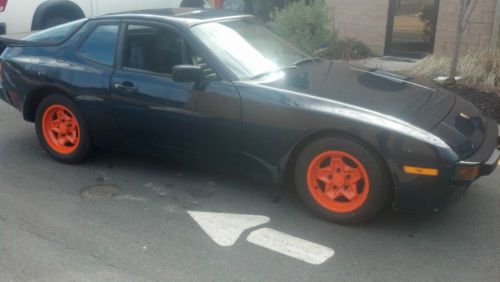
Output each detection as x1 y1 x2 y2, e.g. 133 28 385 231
172 65 202 83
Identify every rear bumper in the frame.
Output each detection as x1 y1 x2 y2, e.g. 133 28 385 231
0 84 12 106
0 23 6 53
0 85 5 102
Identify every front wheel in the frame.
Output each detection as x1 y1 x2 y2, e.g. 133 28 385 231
35 94 92 163
295 136 391 224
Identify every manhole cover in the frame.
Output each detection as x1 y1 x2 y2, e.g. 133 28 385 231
81 185 119 200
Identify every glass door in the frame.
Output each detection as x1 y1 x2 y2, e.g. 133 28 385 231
385 0 440 57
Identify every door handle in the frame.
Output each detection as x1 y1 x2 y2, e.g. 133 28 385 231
114 82 137 92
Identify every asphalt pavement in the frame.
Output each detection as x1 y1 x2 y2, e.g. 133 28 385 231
1 101 499 281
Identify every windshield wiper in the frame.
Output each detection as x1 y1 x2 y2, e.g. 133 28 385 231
249 57 320 80
249 65 298 80
292 57 321 66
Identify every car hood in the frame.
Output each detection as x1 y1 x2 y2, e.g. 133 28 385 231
259 60 455 130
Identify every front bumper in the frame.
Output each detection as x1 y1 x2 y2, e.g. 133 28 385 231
393 120 499 212
479 148 500 176
498 124 500 147
457 122 500 178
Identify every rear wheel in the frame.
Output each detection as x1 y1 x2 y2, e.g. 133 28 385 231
35 94 91 163
295 136 390 224
41 16 70 29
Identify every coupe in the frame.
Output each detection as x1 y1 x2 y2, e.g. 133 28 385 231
1 9 499 223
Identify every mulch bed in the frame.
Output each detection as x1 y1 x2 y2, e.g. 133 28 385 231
444 85 500 124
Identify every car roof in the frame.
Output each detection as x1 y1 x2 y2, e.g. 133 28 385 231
96 8 252 26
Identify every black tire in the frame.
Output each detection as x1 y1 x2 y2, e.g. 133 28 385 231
295 136 391 224
35 94 92 164
41 16 69 29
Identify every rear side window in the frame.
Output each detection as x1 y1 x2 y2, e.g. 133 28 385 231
79 24 119 66
26 19 87 44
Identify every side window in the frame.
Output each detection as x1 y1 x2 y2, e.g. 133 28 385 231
122 24 187 74
79 24 119 66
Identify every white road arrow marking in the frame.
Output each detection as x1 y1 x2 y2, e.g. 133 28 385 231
187 211 270 247
247 228 335 265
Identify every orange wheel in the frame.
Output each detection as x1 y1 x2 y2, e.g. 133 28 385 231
41 104 81 155
295 136 390 224
35 94 91 163
306 151 370 213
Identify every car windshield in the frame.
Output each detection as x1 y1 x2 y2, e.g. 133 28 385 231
25 18 87 44
191 17 310 80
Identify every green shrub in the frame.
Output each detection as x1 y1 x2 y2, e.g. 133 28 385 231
248 0 288 22
315 38 373 60
268 0 334 54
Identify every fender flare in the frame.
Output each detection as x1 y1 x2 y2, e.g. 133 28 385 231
31 1 85 30
22 85 74 122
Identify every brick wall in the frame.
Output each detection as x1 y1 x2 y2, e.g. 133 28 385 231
327 0 390 55
327 0 497 56
434 0 497 55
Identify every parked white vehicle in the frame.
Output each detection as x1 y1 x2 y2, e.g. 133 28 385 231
0 0 188 35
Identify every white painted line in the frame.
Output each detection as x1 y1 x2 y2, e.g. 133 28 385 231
246 228 334 265
188 211 270 247
115 194 148 202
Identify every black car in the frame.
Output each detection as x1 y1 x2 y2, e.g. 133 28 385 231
0 9 499 224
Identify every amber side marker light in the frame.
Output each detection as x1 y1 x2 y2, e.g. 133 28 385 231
455 165 480 180
404 166 439 176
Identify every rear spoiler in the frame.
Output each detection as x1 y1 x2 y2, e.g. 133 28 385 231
1 30 44 44
0 37 45 48
0 33 45 54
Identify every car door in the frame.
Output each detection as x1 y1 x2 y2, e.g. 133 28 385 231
110 21 241 158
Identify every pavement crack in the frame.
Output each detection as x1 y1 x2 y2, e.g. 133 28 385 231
89 251 130 272
17 223 77 252
16 223 131 273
